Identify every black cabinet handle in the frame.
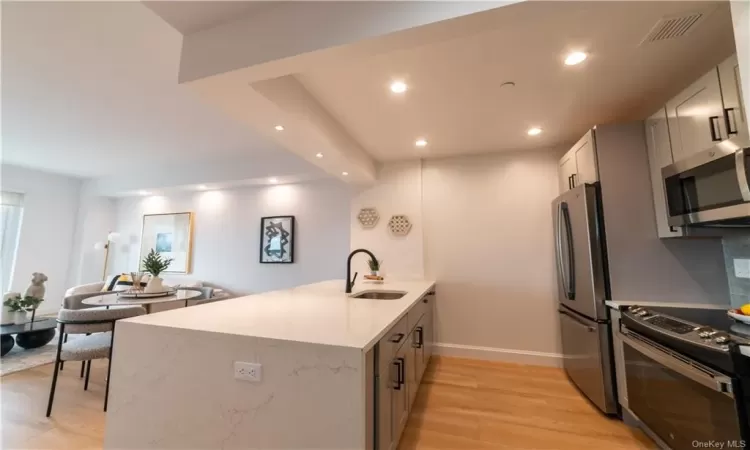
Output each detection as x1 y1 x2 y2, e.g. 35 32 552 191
709 116 722 142
393 358 405 390
414 327 423 348
572 173 577 188
567 175 573 190
392 359 401 390
725 108 738 135
389 333 404 344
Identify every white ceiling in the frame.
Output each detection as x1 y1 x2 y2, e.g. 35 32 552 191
296 1 736 160
2 1 740 184
143 1 281 35
1 1 304 178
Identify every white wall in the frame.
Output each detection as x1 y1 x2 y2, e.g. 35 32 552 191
350 153 564 366
350 161 424 280
1 164 82 315
67 186 117 288
422 150 564 365
110 181 351 295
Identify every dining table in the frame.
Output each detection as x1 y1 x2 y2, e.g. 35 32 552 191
81 289 202 314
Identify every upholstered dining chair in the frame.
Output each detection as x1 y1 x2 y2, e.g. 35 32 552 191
58 291 119 376
46 305 146 417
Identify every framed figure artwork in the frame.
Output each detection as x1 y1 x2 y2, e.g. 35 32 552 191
260 216 295 264
139 212 193 273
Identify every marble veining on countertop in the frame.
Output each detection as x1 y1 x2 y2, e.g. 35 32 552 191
120 279 435 351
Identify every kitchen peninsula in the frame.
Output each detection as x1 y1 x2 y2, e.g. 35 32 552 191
104 279 436 449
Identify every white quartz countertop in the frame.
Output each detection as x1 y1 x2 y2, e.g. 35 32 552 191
120 279 435 351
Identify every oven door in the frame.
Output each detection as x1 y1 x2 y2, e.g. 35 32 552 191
662 140 750 226
622 330 741 449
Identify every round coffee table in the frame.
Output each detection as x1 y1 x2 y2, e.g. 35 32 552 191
81 290 202 314
1 318 57 356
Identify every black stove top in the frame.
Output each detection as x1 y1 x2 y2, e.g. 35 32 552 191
621 305 750 374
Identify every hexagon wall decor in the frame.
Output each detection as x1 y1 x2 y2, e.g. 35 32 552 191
357 208 379 228
388 215 412 236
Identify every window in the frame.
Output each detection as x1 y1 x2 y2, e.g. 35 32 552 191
1 191 24 293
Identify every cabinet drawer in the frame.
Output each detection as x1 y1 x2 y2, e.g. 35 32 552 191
382 315 409 360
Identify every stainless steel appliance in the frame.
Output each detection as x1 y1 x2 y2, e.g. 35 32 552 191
553 184 617 414
662 137 750 227
620 306 750 448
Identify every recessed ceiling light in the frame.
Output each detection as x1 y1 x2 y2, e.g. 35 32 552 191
564 51 587 66
415 139 428 147
390 80 407 94
315 152 324 158
269 177 278 184
527 127 543 136
197 184 208 190
342 172 349 176
274 125 285 131
138 190 151 196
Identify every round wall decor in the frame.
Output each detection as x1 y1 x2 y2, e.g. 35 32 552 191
388 215 412 236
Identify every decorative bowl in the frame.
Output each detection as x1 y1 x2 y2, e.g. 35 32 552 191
118 290 176 299
728 310 750 325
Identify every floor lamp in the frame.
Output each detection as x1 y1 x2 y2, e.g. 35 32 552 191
94 232 120 281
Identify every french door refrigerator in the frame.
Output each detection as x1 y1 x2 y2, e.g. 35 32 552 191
553 183 617 415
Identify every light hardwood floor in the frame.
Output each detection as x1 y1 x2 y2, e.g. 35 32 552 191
1 357 655 449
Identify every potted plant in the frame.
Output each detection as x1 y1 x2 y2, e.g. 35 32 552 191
3 294 29 325
367 257 381 276
2 293 22 325
142 248 173 293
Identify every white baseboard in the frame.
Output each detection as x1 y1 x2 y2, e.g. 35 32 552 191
434 342 564 367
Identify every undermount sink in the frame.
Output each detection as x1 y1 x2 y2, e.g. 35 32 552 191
351 291 406 300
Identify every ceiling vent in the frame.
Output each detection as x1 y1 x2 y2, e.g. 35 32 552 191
640 11 707 45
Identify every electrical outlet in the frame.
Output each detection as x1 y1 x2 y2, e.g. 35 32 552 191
234 362 262 382
735 259 750 279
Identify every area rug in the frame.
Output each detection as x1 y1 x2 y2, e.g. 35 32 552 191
0 331 60 377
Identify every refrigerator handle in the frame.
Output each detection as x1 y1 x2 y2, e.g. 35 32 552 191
559 308 595 332
561 202 576 300
555 203 568 296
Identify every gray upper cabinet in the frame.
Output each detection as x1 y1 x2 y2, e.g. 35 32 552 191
558 129 599 193
645 107 683 238
573 130 598 185
666 68 727 161
718 54 748 141
558 153 577 192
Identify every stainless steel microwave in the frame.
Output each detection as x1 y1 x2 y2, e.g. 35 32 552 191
662 138 750 227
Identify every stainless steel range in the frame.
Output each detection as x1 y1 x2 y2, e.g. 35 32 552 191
620 306 750 449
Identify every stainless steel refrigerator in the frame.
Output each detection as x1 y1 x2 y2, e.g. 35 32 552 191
553 183 617 415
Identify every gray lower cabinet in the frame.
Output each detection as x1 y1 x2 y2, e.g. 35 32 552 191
392 343 409 445
375 290 435 450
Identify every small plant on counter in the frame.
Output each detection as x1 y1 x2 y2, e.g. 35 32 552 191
367 258 381 274
142 248 174 277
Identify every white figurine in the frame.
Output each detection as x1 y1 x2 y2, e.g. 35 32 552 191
24 272 47 299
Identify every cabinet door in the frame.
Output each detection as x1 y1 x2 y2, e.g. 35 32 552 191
391 345 409 444
408 325 422 408
572 130 598 185
645 107 683 238
667 68 726 161
378 346 395 450
423 295 434 365
719 54 748 141
559 152 577 193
